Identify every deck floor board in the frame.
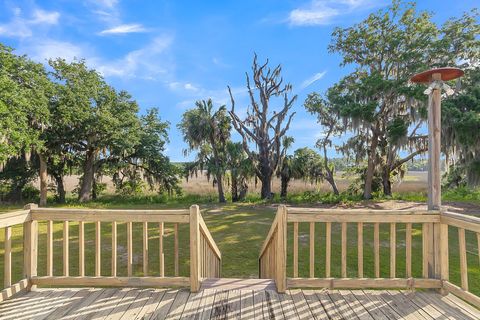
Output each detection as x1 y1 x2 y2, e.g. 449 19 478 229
0 287 477 319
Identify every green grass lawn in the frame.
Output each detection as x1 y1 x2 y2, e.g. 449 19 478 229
0 202 479 297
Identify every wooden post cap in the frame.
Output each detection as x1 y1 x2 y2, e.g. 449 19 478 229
410 67 463 83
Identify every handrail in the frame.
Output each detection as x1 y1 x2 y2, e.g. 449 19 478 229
258 205 287 292
1 203 222 301
259 208 280 258
259 205 480 309
198 214 222 260
0 209 31 228
440 211 480 308
0 204 36 302
31 208 190 223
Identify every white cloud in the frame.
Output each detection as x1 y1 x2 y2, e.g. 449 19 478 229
25 40 89 63
96 35 174 78
300 71 327 89
288 0 379 26
96 0 119 8
0 7 60 38
31 9 60 24
99 23 147 35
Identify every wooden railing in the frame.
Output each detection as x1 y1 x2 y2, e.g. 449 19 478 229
259 205 480 309
0 204 35 302
1 204 221 301
440 211 480 307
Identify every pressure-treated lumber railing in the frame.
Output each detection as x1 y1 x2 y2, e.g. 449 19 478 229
0 204 36 302
259 205 480 309
440 211 480 307
1 204 220 301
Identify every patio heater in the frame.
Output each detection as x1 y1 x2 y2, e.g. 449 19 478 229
410 68 463 211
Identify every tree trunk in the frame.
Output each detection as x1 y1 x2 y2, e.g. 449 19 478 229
39 153 48 207
238 179 248 201
231 175 239 202
382 168 392 196
364 132 379 199
327 175 339 195
216 174 226 203
92 179 97 200
54 174 66 204
260 175 273 199
79 149 95 202
280 176 289 199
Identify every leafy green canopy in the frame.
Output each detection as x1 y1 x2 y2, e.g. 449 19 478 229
0 44 51 163
178 99 231 202
322 0 478 197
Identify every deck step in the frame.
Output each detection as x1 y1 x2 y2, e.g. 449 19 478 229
200 278 276 291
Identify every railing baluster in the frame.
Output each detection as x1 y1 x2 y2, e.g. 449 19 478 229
341 222 347 278
47 220 53 277
390 223 396 278
326 222 331 278
406 223 412 277
439 223 449 283
112 221 117 277
159 222 164 277
310 222 315 278
422 222 429 278
374 222 380 278
127 222 133 277
458 228 468 291
4 226 12 287
293 222 298 278
79 221 85 277
358 222 363 278
189 205 200 292
477 233 480 267
63 221 69 277
143 222 148 276
174 223 179 277
95 221 101 277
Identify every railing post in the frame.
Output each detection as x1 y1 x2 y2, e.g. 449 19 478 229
439 219 449 295
23 203 38 291
276 205 287 293
190 205 201 292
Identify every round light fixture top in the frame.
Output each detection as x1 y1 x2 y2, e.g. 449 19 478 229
410 67 464 83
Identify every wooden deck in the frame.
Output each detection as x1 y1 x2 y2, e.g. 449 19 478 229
1 287 479 319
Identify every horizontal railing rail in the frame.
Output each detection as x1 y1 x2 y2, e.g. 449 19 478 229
1 204 221 301
259 206 480 309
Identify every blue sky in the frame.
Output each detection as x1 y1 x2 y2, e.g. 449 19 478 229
0 0 477 162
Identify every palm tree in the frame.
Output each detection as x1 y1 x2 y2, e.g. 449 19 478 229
178 99 231 203
226 141 254 201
